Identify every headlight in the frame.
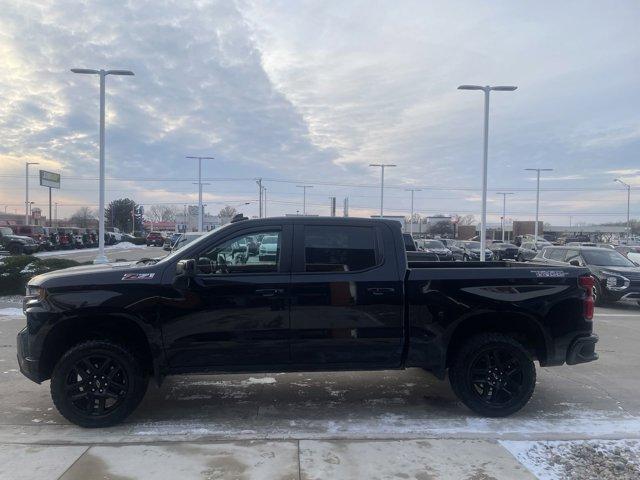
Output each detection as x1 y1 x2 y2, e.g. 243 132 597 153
601 271 630 291
25 285 46 301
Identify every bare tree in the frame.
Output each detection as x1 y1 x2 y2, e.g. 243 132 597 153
70 207 96 228
458 214 476 226
218 206 237 223
147 204 178 223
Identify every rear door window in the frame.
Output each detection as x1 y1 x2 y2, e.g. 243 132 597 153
304 225 378 272
546 248 566 261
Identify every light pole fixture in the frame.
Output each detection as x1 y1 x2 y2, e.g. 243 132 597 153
405 188 422 234
524 168 553 241
25 162 39 226
370 164 396 218
458 84 517 261
496 192 515 242
615 178 632 237
186 156 214 232
296 185 313 215
71 68 134 264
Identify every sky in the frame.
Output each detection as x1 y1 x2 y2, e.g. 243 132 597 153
0 0 639 226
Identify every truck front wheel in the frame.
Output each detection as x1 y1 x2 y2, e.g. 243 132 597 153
50 340 148 428
449 333 536 417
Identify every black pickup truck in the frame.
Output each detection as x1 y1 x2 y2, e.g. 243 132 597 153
18 217 598 427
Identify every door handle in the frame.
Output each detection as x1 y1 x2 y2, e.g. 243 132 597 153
256 288 284 297
367 287 396 295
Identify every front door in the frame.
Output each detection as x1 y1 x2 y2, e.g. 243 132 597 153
289 223 404 368
162 226 292 369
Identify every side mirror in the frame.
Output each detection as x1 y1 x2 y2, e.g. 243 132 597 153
176 259 196 277
569 259 580 267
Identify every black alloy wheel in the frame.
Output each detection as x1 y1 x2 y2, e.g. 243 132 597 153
51 340 148 428
449 333 536 417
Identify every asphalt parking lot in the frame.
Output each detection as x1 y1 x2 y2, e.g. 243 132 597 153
0 299 639 479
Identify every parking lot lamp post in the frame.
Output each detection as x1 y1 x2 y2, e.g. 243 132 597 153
263 187 267 217
296 185 313 215
186 156 214 232
25 162 39 226
405 188 421 234
370 164 396 218
496 192 514 241
615 178 631 238
458 85 517 260
524 168 553 242
71 68 134 264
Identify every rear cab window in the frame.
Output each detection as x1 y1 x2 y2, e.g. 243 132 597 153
302 225 380 272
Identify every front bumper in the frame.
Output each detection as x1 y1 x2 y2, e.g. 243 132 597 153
16 327 42 383
566 334 599 365
23 244 39 254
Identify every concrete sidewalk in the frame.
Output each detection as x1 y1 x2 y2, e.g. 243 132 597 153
0 439 536 480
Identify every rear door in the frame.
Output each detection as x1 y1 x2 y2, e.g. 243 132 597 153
289 222 404 368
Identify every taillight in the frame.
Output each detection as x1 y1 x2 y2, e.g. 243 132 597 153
579 275 595 320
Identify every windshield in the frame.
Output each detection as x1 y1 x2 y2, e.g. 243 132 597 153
582 249 636 267
0 227 13 235
424 240 445 248
465 242 481 249
158 226 231 264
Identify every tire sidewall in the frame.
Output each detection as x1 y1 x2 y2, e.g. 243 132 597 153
450 334 536 417
50 341 148 428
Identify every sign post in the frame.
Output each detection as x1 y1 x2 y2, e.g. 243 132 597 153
39 171 61 227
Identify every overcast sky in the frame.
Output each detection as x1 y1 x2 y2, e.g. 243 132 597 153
1 0 639 225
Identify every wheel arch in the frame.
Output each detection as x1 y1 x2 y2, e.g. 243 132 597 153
39 313 160 383
444 311 551 369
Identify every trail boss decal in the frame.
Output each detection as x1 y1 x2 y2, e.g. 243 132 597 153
532 270 567 278
122 273 155 280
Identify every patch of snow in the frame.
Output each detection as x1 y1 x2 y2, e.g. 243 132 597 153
501 439 640 480
19 262 37 274
0 308 24 317
188 376 276 387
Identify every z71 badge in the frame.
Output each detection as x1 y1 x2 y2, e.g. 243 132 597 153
532 270 566 278
122 273 155 280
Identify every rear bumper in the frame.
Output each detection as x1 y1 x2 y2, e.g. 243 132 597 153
566 334 599 365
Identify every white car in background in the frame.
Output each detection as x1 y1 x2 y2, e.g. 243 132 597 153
258 235 279 262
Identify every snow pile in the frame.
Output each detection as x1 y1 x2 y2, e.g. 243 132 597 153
501 439 640 480
19 262 37 274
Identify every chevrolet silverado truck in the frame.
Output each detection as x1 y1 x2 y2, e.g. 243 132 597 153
18 217 598 427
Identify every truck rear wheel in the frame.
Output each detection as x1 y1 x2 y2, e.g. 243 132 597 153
50 340 148 428
449 333 536 417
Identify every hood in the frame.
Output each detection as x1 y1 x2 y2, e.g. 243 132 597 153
425 248 451 254
591 265 640 277
28 261 153 288
5 234 34 243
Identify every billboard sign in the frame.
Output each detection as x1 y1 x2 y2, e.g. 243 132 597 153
39 170 61 189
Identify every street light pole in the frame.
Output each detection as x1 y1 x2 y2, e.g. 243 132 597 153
496 192 515 241
296 185 313 215
263 187 267 217
186 156 214 232
71 68 134 264
256 178 263 218
370 164 396 217
405 188 421 234
524 168 553 241
25 162 39 226
615 178 631 238
458 84 517 261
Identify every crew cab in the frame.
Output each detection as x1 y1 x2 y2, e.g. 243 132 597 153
18 217 598 427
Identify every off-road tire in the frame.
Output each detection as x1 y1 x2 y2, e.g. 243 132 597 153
449 333 536 417
51 340 148 428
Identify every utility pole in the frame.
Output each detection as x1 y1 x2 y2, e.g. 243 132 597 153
496 192 515 241
330 197 336 216
186 156 214 232
25 162 39 226
615 178 631 238
256 178 263 218
263 187 267 217
405 188 421 234
458 84 517 260
370 164 396 218
524 168 553 241
54 202 58 227
343 197 349 217
296 185 313 215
